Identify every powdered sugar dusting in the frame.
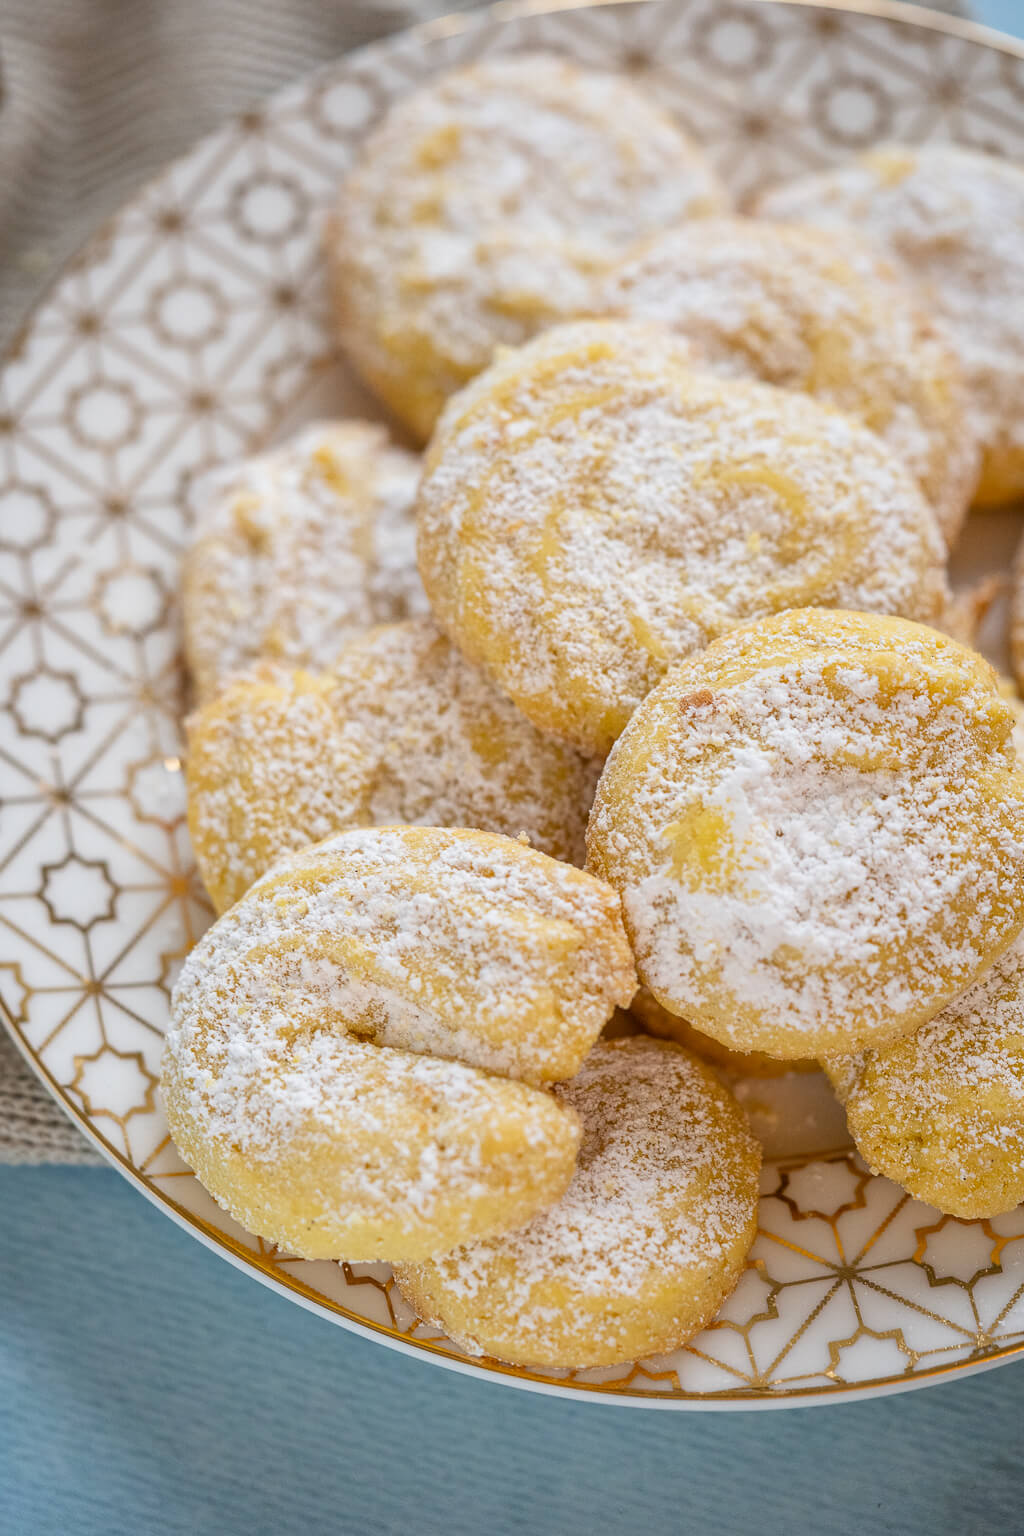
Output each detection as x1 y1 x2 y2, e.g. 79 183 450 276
326 621 602 864
756 144 1024 502
330 53 727 435
587 610 1024 1057
183 420 426 702
186 620 604 911
826 929 1024 1217
417 319 949 754
397 1038 760 1365
600 217 978 543
166 826 637 1156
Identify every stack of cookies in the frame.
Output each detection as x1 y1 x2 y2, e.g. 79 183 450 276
162 54 1024 1372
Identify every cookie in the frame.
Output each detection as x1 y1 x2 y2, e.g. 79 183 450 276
162 826 636 1260
397 1037 760 1369
756 144 1024 507
417 319 948 754
183 420 425 703
600 217 977 544
629 987 813 1078
329 53 726 438
826 931 1024 1218
587 608 1024 1059
186 619 602 911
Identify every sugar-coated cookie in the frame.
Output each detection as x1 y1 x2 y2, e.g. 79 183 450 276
186 619 602 911
162 827 636 1260
587 609 1024 1059
826 931 1024 1218
601 217 977 544
629 987 813 1078
183 421 425 703
397 1037 760 1369
756 144 1024 507
329 53 726 438
417 319 948 754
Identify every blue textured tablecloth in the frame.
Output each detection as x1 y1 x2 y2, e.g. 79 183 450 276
4 1167 1024 1536
978 0 1021 33
4 4 1024 1531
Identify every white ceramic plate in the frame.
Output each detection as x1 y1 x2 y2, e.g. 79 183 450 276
4 0 1024 1409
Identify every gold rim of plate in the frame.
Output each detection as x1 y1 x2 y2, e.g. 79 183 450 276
4 0 1024 1408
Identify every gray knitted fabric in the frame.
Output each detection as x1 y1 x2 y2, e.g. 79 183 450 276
0 0 479 1165
0 0 973 1163
0 1033 104 1164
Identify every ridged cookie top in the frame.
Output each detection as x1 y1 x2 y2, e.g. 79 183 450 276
417 320 949 754
324 621 602 864
824 930 1024 1218
397 1037 760 1365
587 609 1024 1058
183 420 425 702
437 1038 758 1289
756 144 1024 506
601 217 978 543
330 54 726 436
185 620 603 911
167 826 637 1158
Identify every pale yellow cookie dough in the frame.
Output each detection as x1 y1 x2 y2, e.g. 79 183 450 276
756 144 1024 507
417 319 948 754
587 609 1024 1059
826 931 1024 1218
162 826 636 1260
601 217 977 544
183 420 425 704
629 986 814 1078
397 1037 761 1369
329 53 727 438
186 619 602 912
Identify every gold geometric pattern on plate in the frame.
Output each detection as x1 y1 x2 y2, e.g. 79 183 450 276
69 1043 160 1128
4 0 1024 1407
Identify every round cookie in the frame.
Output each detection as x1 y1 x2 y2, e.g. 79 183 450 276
329 53 727 439
825 931 1024 1218
186 618 602 912
183 420 425 704
600 217 977 544
586 609 1024 1060
755 144 1024 507
629 987 813 1078
162 826 637 1261
396 1037 761 1370
417 319 949 754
